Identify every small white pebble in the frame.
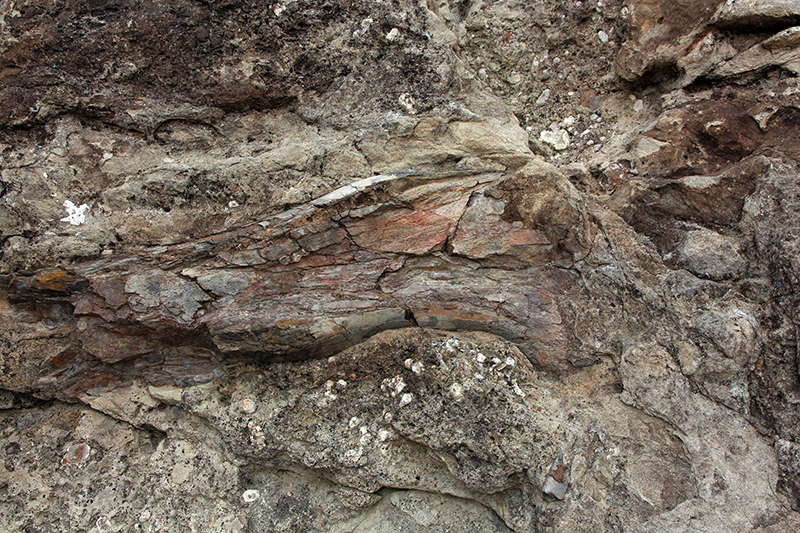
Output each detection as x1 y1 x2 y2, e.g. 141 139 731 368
505 357 516 367
411 361 424 374
349 416 360 428
378 428 393 442
404 358 414 369
242 489 260 503
633 99 644 112
450 383 464 400
476 353 487 363
386 27 400 41
228 200 239 208
598 30 609 43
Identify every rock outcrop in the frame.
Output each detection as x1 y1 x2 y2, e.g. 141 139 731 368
2 1 800 532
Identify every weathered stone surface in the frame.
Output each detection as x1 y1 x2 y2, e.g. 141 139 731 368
669 228 748 281
3 1 800 531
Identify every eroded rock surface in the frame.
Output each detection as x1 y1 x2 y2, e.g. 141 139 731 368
2 1 800 532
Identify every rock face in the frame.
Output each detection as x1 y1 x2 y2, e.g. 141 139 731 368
2 1 800 532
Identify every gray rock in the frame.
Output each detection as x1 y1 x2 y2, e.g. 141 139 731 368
671 229 747 281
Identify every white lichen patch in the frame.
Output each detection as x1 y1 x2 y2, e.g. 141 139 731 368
242 489 260 503
61 200 90 226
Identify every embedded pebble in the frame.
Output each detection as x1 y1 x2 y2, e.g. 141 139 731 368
344 448 363 462
61 442 91 469
540 129 570 150
399 393 413 407
633 99 644 112
386 28 400 41
383 376 407 397
543 452 569 500
242 489 260 503
536 89 551 105
512 379 526 398
399 93 416 114
411 361 424 374
450 383 464 400
239 398 257 414
96 516 112 533
598 30 609 43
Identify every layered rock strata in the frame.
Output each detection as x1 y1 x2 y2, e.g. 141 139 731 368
2 1 800 532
